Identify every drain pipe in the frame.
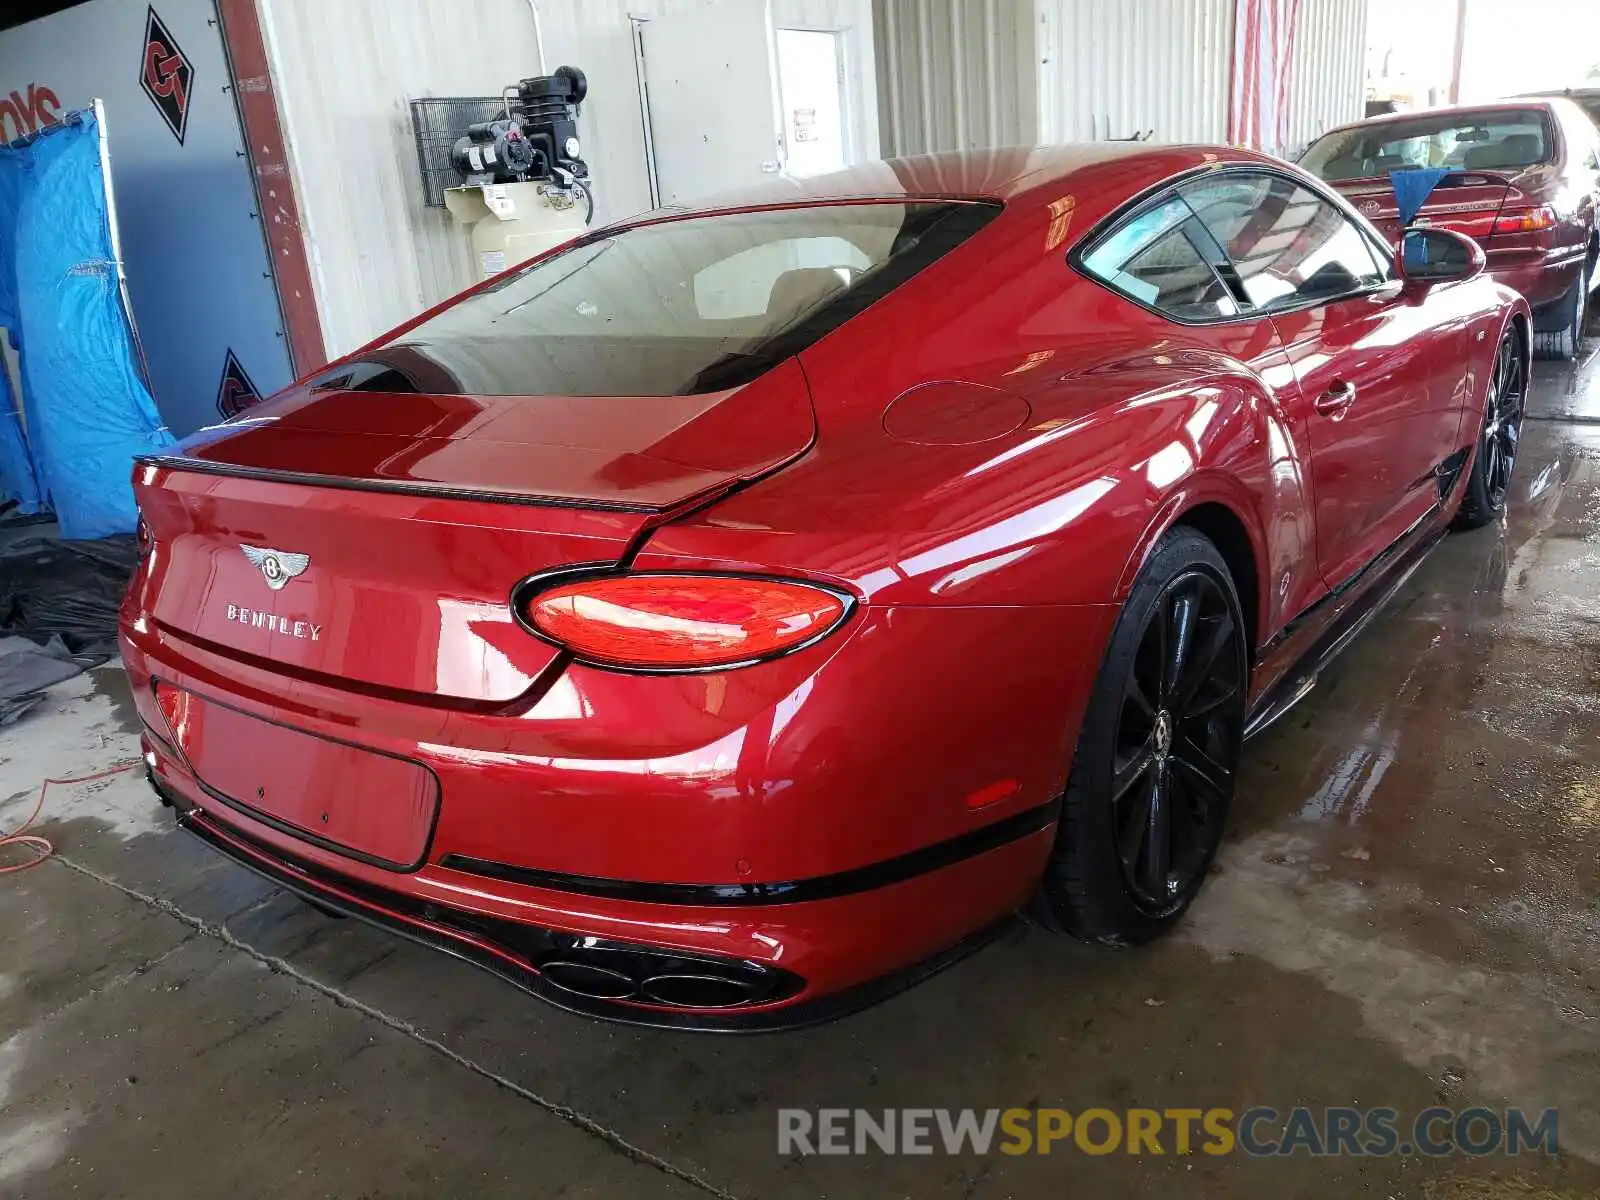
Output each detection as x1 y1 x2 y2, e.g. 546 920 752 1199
525 0 548 75
1448 0 1468 104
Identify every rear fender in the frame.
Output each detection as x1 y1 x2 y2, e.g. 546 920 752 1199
639 324 1309 609
1112 470 1272 651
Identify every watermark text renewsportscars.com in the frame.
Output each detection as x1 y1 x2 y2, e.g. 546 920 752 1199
777 1106 1558 1157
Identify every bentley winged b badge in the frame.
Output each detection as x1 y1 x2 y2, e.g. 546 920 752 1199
241 545 311 590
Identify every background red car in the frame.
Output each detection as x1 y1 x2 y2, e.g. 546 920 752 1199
1523 88 1600 132
1301 99 1600 360
123 146 1529 1029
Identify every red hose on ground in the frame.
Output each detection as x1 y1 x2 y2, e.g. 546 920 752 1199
0 762 140 875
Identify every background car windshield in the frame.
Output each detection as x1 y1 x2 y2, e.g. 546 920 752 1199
1301 110 1552 180
322 202 993 397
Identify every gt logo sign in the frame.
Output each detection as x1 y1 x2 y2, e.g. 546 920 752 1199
216 349 261 418
0 83 62 142
140 6 193 144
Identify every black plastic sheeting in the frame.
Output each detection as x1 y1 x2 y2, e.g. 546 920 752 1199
0 635 81 725
0 533 137 722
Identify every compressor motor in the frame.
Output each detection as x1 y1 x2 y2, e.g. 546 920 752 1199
450 65 592 218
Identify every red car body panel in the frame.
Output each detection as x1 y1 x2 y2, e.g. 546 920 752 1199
133 359 817 702
166 360 818 508
122 145 1530 1028
1304 100 1600 314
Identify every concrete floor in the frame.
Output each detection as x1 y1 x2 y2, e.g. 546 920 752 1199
5 347 1600 1200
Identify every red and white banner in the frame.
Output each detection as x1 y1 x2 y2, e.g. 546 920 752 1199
1228 0 1303 156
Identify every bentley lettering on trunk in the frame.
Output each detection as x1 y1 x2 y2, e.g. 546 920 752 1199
223 605 322 641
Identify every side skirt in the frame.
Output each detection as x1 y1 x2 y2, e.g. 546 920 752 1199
1243 513 1446 741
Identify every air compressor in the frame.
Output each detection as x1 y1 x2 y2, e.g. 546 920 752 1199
442 65 594 280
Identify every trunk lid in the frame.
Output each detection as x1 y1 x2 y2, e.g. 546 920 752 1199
1334 168 1540 246
134 360 814 703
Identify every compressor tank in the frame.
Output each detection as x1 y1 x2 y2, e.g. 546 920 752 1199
442 181 588 280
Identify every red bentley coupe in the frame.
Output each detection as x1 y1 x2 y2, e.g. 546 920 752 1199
122 146 1530 1029
1300 98 1600 359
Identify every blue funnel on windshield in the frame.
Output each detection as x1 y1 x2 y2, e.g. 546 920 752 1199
1389 167 1453 227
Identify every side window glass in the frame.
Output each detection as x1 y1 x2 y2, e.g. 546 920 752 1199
1079 194 1241 321
1181 174 1387 312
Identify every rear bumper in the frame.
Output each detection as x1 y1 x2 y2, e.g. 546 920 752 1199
142 744 1051 1029
1484 249 1583 313
151 771 1030 1030
122 597 1105 1027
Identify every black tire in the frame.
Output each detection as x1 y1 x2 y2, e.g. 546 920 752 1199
1533 264 1587 361
1040 527 1247 944
1453 328 1527 530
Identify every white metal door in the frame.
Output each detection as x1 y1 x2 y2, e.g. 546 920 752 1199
776 29 847 178
640 1 783 207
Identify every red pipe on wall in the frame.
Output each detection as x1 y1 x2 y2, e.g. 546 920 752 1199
214 0 326 377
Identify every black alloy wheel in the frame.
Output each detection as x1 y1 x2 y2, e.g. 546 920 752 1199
1112 570 1244 911
1481 332 1525 509
1454 329 1527 529
1042 527 1247 944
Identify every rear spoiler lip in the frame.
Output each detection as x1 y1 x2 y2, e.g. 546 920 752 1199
1335 168 1524 193
132 454 664 513
132 439 817 518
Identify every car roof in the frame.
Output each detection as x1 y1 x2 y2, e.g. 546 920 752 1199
634 143 1290 221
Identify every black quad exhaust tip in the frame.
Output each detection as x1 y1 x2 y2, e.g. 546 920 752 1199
536 937 799 1009
540 960 637 1000
639 973 765 1009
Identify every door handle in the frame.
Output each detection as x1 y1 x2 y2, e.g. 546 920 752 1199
1314 380 1358 416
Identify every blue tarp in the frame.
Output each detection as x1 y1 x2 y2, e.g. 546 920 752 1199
0 111 172 538
0 149 39 514
1389 167 1454 228
1389 167 1459 273
0 338 39 513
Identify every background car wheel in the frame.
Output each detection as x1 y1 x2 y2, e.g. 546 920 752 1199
1453 328 1527 530
1040 527 1247 945
1533 265 1587 361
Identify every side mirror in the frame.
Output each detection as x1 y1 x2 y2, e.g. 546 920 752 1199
1397 227 1486 286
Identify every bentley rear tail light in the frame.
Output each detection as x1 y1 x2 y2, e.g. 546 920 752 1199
520 573 853 671
1492 205 1557 235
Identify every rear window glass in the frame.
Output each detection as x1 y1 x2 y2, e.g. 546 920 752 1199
318 202 997 397
1301 110 1553 180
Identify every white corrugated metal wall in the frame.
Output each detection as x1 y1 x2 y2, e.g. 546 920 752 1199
876 0 1366 156
1038 0 1366 152
1036 0 1234 144
266 0 1365 359
1283 0 1368 155
259 0 518 359
872 0 1039 155
259 0 877 359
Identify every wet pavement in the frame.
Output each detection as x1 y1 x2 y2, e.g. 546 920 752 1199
4 343 1600 1199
